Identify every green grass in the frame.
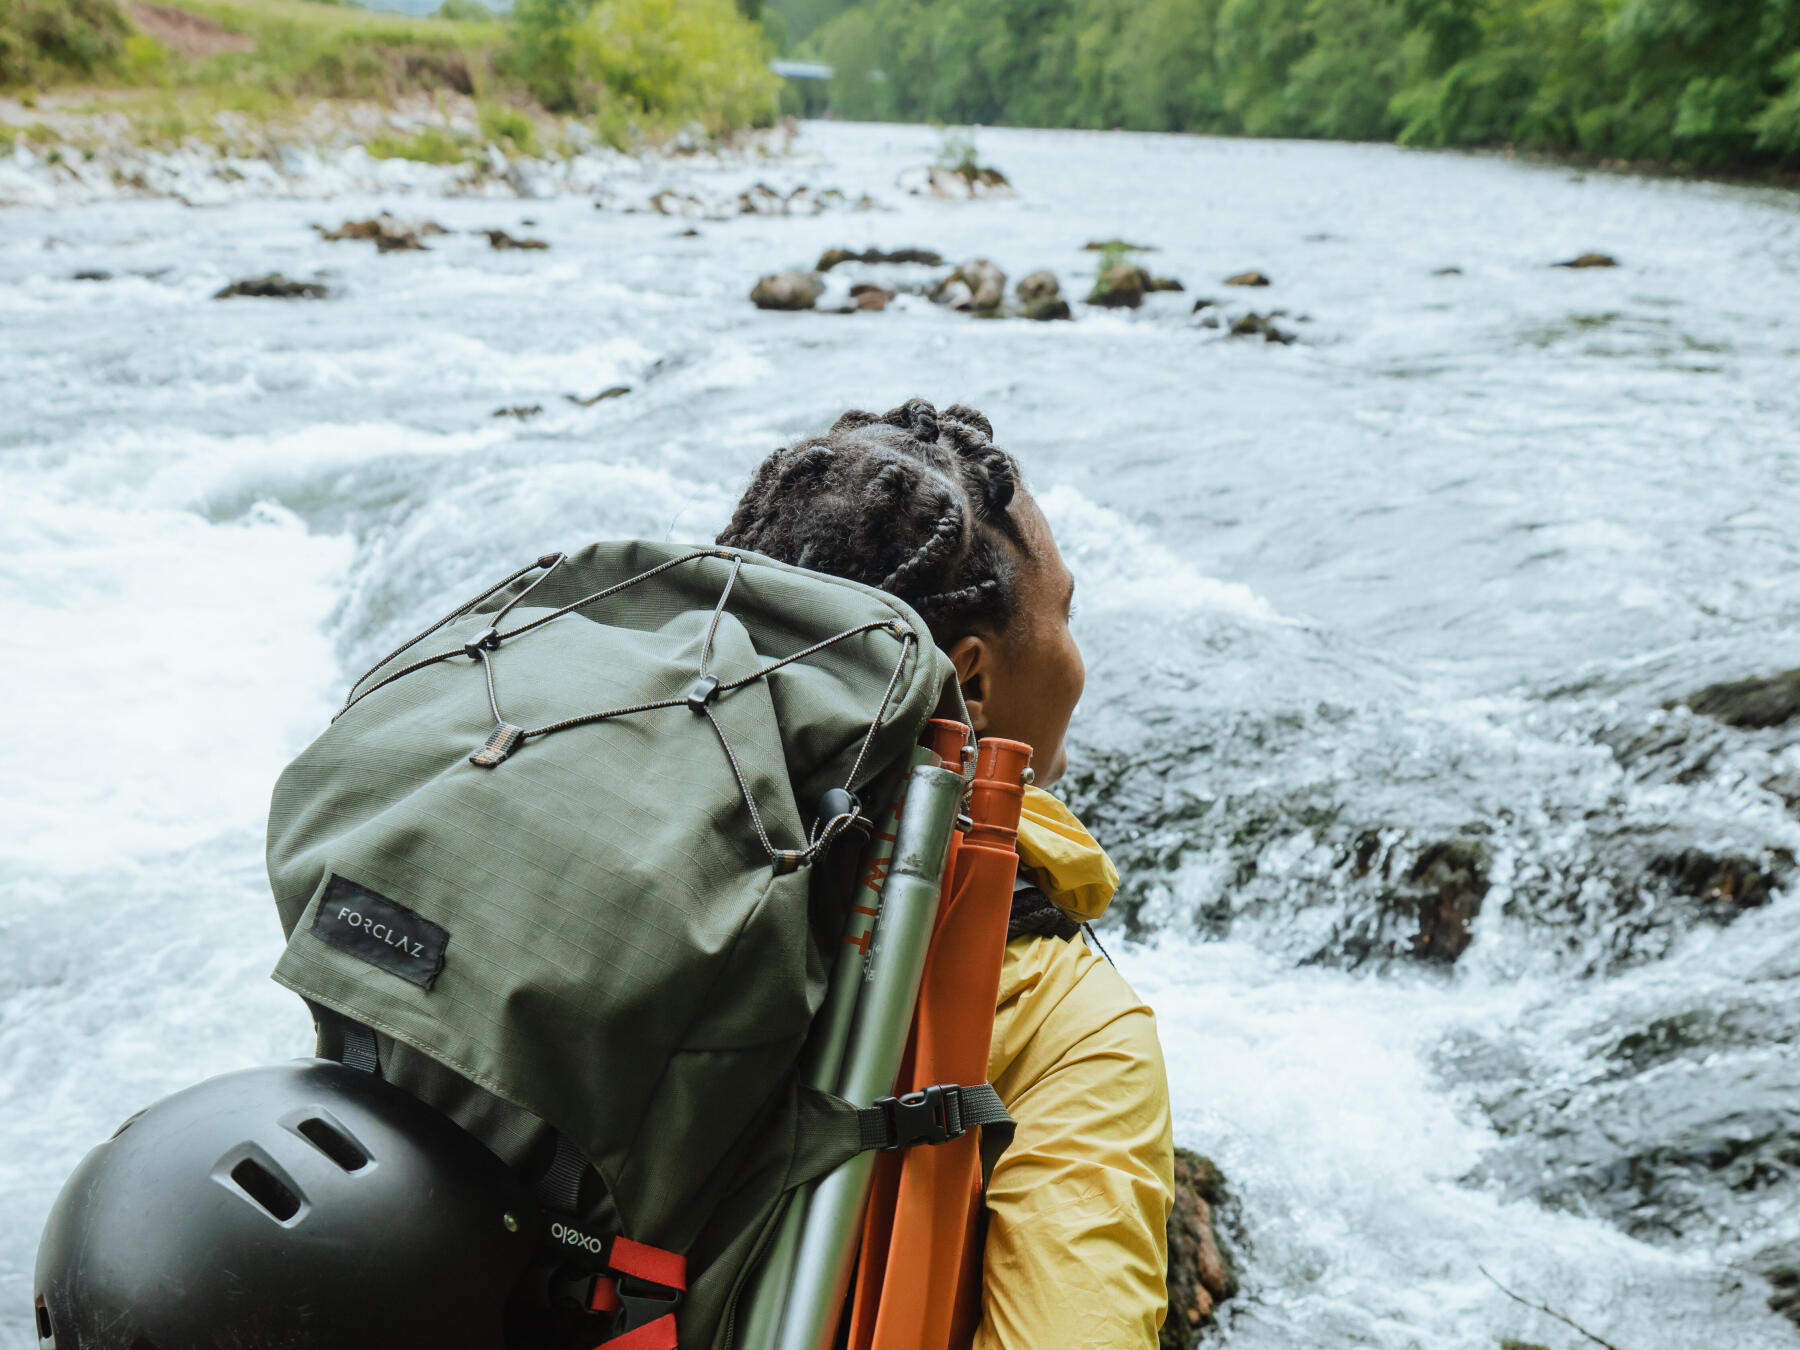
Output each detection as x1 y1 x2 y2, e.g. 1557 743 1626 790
3 0 781 151
366 122 475 162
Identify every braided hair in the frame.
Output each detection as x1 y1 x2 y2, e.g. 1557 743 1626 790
718 398 1027 644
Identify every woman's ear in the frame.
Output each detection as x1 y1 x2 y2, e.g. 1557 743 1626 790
945 634 991 733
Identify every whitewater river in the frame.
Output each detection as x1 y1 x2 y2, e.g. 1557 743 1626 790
4 121 1800 1348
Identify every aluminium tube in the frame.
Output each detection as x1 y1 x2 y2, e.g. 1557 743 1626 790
770 763 965 1350
737 760 922 1350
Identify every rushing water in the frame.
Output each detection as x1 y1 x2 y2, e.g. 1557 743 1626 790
4 121 1800 1349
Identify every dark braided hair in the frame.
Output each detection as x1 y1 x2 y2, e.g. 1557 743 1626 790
719 398 1027 645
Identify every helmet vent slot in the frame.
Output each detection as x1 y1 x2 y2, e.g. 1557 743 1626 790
297 1116 370 1173
33 1297 50 1341
230 1157 301 1221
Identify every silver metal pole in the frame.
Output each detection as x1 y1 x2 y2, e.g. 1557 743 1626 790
770 763 964 1350
737 759 922 1349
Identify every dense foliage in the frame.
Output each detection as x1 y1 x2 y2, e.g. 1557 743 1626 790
500 0 779 125
787 0 1800 169
0 0 130 85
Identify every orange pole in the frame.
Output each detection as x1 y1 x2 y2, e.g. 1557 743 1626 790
846 738 1030 1350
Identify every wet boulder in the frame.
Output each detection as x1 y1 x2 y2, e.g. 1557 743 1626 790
484 229 549 251
566 386 630 406
1015 270 1071 321
1088 261 1148 309
1161 1148 1238 1348
1228 313 1295 345
1648 848 1778 916
317 214 445 253
1085 238 1154 253
1679 668 1800 729
493 404 543 420
1147 275 1185 293
1224 270 1271 287
815 246 944 272
751 270 824 311
1554 252 1619 268
214 273 329 300
1404 839 1490 963
935 259 1006 314
896 164 1014 200
848 282 896 312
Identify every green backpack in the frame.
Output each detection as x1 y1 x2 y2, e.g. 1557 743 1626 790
266 540 960 1347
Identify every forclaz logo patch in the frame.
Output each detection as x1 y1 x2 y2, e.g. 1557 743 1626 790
311 876 450 990
333 906 429 958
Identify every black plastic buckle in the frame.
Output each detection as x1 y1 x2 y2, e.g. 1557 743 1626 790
462 625 500 659
685 674 721 713
874 1084 963 1151
614 1274 682 1335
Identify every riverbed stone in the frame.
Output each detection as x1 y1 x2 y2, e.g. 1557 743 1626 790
1648 847 1778 915
848 282 895 311
1405 838 1489 962
751 270 824 311
1555 252 1619 268
816 246 944 271
937 259 1006 313
317 214 446 252
1229 313 1295 344
213 273 329 299
1016 270 1071 320
484 229 548 251
1089 261 1148 308
1224 270 1271 287
1679 668 1800 729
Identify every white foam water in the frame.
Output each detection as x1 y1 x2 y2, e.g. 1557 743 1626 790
3 121 1798 1348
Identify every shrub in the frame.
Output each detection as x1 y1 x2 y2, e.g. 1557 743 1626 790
0 0 132 86
502 0 779 128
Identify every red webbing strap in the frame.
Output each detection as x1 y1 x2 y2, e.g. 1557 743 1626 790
588 1276 621 1314
608 1237 688 1291
597 1313 678 1350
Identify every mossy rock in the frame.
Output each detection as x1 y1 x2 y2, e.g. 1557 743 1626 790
1679 668 1800 729
1161 1148 1238 1348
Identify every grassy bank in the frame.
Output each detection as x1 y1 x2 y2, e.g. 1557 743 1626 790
0 0 779 153
777 0 1800 179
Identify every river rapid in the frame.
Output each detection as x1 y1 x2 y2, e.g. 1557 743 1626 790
4 121 1799 1349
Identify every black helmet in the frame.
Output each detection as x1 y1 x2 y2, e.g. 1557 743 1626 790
34 1059 543 1350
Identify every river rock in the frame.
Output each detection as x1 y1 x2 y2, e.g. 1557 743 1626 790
1648 848 1778 915
816 246 945 272
751 270 824 311
1088 261 1148 308
1679 668 1800 729
566 386 631 406
213 273 329 300
1228 313 1295 345
936 259 1006 314
1224 270 1271 287
318 214 446 252
484 229 549 251
1555 252 1618 268
1766 1264 1800 1331
1085 238 1154 252
1162 1147 1237 1348
848 282 895 312
1014 270 1070 320
1403 838 1490 963
896 164 1014 200
1147 276 1185 293
493 404 543 420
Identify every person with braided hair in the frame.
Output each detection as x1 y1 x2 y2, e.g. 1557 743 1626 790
720 399 1176 1349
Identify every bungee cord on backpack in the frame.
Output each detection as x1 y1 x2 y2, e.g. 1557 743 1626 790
333 547 918 874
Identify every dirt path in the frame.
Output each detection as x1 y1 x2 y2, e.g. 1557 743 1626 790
126 3 256 57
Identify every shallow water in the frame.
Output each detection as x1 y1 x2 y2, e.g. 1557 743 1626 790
4 121 1800 1348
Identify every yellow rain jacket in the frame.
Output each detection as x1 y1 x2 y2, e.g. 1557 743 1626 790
973 789 1175 1350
